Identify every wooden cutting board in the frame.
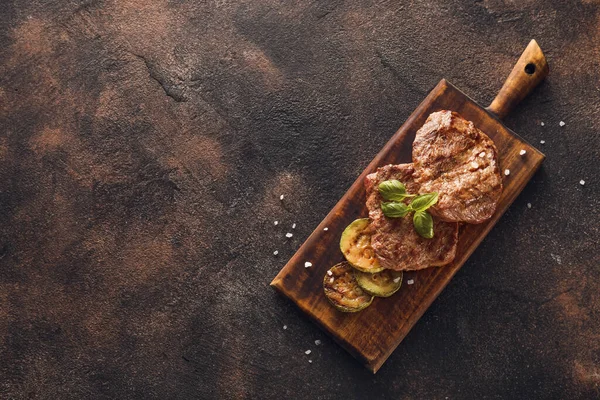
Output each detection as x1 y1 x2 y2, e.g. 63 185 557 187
271 40 549 373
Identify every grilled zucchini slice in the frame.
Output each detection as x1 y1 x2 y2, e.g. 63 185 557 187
323 262 374 312
340 218 383 273
355 269 403 297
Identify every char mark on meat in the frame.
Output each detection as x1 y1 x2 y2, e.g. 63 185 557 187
412 110 503 224
365 164 458 271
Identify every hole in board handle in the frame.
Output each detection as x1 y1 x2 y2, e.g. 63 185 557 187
524 63 536 75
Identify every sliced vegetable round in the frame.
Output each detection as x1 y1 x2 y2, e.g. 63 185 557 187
340 218 384 273
354 269 403 298
323 262 374 312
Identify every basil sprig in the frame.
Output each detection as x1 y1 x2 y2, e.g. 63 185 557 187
410 193 439 212
378 180 415 202
381 202 411 218
413 210 434 239
378 180 439 239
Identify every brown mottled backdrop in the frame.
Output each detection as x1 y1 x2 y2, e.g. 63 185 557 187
0 0 598 399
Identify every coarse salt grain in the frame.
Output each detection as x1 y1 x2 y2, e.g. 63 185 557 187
559 121 565 127
308 360 312 363
273 250 279 255
540 140 545 144
305 350 311 355
292 223 296 229
580 180 585 186
327 270 333 276
479 151 486 157
393 277 401 283
274 221 278 225
407 279 414 285
315 340 321 345
283 325 287 330
329 277 334 283
280 194 284 200
304 261 313 268
470 161 479 169
541 122 545 126
519 149 526 156
285 232 293 238
504 169 510 176
527 203 532 209
323 227 329 231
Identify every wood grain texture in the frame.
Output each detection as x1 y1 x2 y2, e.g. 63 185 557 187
271 79 545 373
487 40 549 119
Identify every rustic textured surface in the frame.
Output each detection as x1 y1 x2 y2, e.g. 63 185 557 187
0 1 598 399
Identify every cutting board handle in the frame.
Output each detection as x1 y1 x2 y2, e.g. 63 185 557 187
486 40 549 119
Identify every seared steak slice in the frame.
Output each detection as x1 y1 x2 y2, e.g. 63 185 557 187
365 164 459 271
412 110 503 224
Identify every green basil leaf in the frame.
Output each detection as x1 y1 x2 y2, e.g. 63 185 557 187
413 210 434 239
378 180 407 201
381 202 411 218
409 192 439 212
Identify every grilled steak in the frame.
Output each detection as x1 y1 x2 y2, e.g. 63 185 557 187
412 110 503 224
365 164 459 271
